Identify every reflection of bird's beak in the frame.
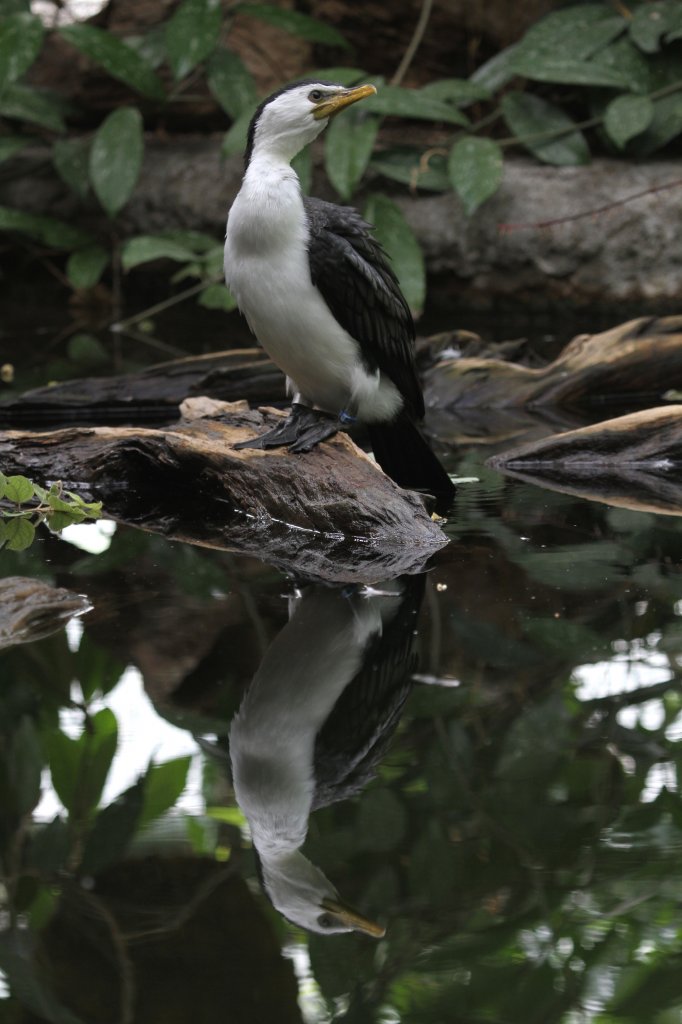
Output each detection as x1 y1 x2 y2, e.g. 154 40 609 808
321 896 386 938
313 84 377 120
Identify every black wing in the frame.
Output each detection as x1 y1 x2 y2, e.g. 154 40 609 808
311 574 425 810
304 196 424 418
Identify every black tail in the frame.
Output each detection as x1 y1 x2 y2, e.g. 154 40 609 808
367 412 456 511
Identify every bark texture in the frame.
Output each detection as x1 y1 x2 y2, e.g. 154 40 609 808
488 405 682 516
0 400 447 583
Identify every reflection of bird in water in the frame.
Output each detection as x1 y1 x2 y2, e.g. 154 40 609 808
229 576 424 936
224 80 455 508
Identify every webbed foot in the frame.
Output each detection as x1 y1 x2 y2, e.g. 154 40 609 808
233 403 318 450
289 412 339 452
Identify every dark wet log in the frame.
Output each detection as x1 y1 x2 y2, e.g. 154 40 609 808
0 399 446 584
0 348 285 426
424 316 682 412
488 405 682 516
0 577 91 649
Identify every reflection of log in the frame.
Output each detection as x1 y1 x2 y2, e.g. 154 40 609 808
0 577 90 649
1 348 285 425
488 405 682 516
424 316 682 412
0 400 446 583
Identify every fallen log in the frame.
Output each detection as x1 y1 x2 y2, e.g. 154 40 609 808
0 577 91 649
423 315 682 412
488 405 682 516
0 348 286 426
0 399 447 584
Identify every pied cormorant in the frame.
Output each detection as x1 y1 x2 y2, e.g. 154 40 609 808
224 80 456 507
228 577 424 936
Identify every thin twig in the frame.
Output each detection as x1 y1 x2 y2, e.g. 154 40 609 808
391 0 434 87
109 276 223 334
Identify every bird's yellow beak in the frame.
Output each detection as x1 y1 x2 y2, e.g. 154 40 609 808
313 84 377 120
320 896 386 938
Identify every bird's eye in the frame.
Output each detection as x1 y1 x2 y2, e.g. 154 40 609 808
317 913 336 929
309 89 324 102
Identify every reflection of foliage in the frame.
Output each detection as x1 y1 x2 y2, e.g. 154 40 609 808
0 473 102 551
4 471 682 1019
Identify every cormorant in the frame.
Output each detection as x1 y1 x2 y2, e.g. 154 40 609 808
228 577 424 936
224 80 456 507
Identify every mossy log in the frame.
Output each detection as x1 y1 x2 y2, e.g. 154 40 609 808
488 405 682 516
424 316 682 412
0 399 446 583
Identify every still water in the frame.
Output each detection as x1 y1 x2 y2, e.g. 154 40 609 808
2 291 682 1023
2 426 682 1024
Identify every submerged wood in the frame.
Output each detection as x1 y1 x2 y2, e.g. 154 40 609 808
488 405 682 516
423 316 682 412
1 348 285 424
0 400 446 584
0 576 91 648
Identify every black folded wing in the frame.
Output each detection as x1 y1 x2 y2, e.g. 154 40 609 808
304 196 424 418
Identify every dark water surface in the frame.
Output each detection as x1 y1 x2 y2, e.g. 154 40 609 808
2 432 682 1024
3 292 682 1022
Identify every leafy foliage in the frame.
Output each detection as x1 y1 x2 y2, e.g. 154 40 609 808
1 0 681 331
0 473 102 550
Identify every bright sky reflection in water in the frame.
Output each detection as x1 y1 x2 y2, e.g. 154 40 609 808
35 666 203 822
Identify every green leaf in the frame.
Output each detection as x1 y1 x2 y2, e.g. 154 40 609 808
27 816 70 874
501 92 590 166
52 136 91 199
4 474 34 502
59 23 165 100
5 518 35 551
629 0 678 53
122 234 198 269
74 633 123 702
517 5 626 60
80 777 145 875
448 136 503 215
90 106 144 217
371 148 450 192
221 105 255 156
66 246 110 289
125 26 167 70
0 83 66 132
67 331 109 365
9 716 43 816
0 205 92 249
365 85 469 125
363 193 425 311
630 92 682 154
47 509 82 532
304 67 366 86
198 283 237 310
207 47 258 119
0 13 44 86
237 4 350 48
291 145 312 194
324 109 380 200
420 78 491 106
47 708 118 818
604 93 654 148
165 0 222 80
0 136 28 164
138 755 191 829
510 54 629 88
590 35 652 94
470 42 522 92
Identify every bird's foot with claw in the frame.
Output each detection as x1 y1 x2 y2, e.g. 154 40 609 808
289 410 339 452
233 403 317 450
